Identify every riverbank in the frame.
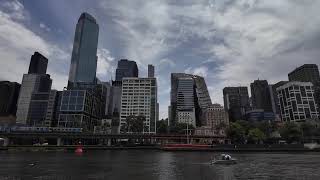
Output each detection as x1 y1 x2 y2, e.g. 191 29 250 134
1 144 320 152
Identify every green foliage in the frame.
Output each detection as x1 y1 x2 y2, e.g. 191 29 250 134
247 128 266 144
300 122 317 137
280 122 302 143
125 115 145 133
157 120 168 134
226 122 246 144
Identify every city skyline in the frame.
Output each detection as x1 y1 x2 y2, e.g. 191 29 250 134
1 1 320 119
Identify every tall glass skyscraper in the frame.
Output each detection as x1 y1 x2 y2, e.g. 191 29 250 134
115 59 138 81
68 12 99 85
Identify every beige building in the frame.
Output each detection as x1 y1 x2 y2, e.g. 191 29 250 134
195 104 229 136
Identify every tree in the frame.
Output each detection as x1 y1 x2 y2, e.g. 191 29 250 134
226 122 246 144
280 122 302 143
157 120 168 134
247 128 266 144
300 122 316 137
125 115 145 133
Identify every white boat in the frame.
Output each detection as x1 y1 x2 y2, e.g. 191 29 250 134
211 154 237 165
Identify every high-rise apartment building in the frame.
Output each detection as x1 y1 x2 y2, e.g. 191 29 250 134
250 80 273 112
170 73 212 127
223 87 250 121
277 81 318 122
115 59 138 81
148 64 154 78
120 78 157 134
68 12 99 86
28 52 48 74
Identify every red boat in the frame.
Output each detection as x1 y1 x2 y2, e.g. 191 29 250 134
75 142 83 154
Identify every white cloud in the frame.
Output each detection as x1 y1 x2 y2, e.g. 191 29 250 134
96 48 115 81
185 66 209 78
0 6 69 90
39 23 51 32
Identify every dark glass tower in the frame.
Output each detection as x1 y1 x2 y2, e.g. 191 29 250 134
28 52 48 74
68 12 99 85
223 87 250 122
0 81 21 116
250 80 272 112
115 59 138 81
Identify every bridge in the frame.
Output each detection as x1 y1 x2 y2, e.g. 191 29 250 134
0 132 227 146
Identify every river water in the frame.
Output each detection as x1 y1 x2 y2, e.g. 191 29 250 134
0 150 319 180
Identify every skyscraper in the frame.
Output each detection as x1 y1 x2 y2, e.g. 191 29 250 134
223 87 250 122
170 73 212 127
16 53 52 125
68 12 99 85
28 52 48 74
148 64 155 78
115 59 138 81
250 80 272 112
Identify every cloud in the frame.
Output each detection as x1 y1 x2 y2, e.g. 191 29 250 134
185 66 209 78
96 48 115 81
39 23 51 32
0 0 27 20
0 3 69 90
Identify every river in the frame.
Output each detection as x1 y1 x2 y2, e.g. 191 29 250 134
0 150 319 180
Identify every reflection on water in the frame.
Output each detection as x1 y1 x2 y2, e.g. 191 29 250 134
0 151 320 180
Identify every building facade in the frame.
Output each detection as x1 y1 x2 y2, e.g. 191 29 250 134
250 80 273 112
277 81 319 122
170 73 212 127
288 64 320 117
223 87 250 122
16 73 52 125
68 12 99 85
58 86 105 132
28 52 48 74
148 64 154 78
0 81 20 116
0 81 20 125
115 59 138 81
120 78 157 133
244 109 275 122
269 81 288 121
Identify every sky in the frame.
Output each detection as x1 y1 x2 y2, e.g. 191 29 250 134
0 0 320 119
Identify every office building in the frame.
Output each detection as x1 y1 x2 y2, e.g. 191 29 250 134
68 12 99 86
245 109 275 122
288 64 320 83
288 64 320 116
223 87 250 122
115 59 138 81
277 81 318 122
250 80 272 112
148 64 154 78
269 81 288 121
58 84 106 132
28 52 48 74
120 78 157 133
170 73 212 127
0 81 21 125
16 52 53 125
0 81 21 116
